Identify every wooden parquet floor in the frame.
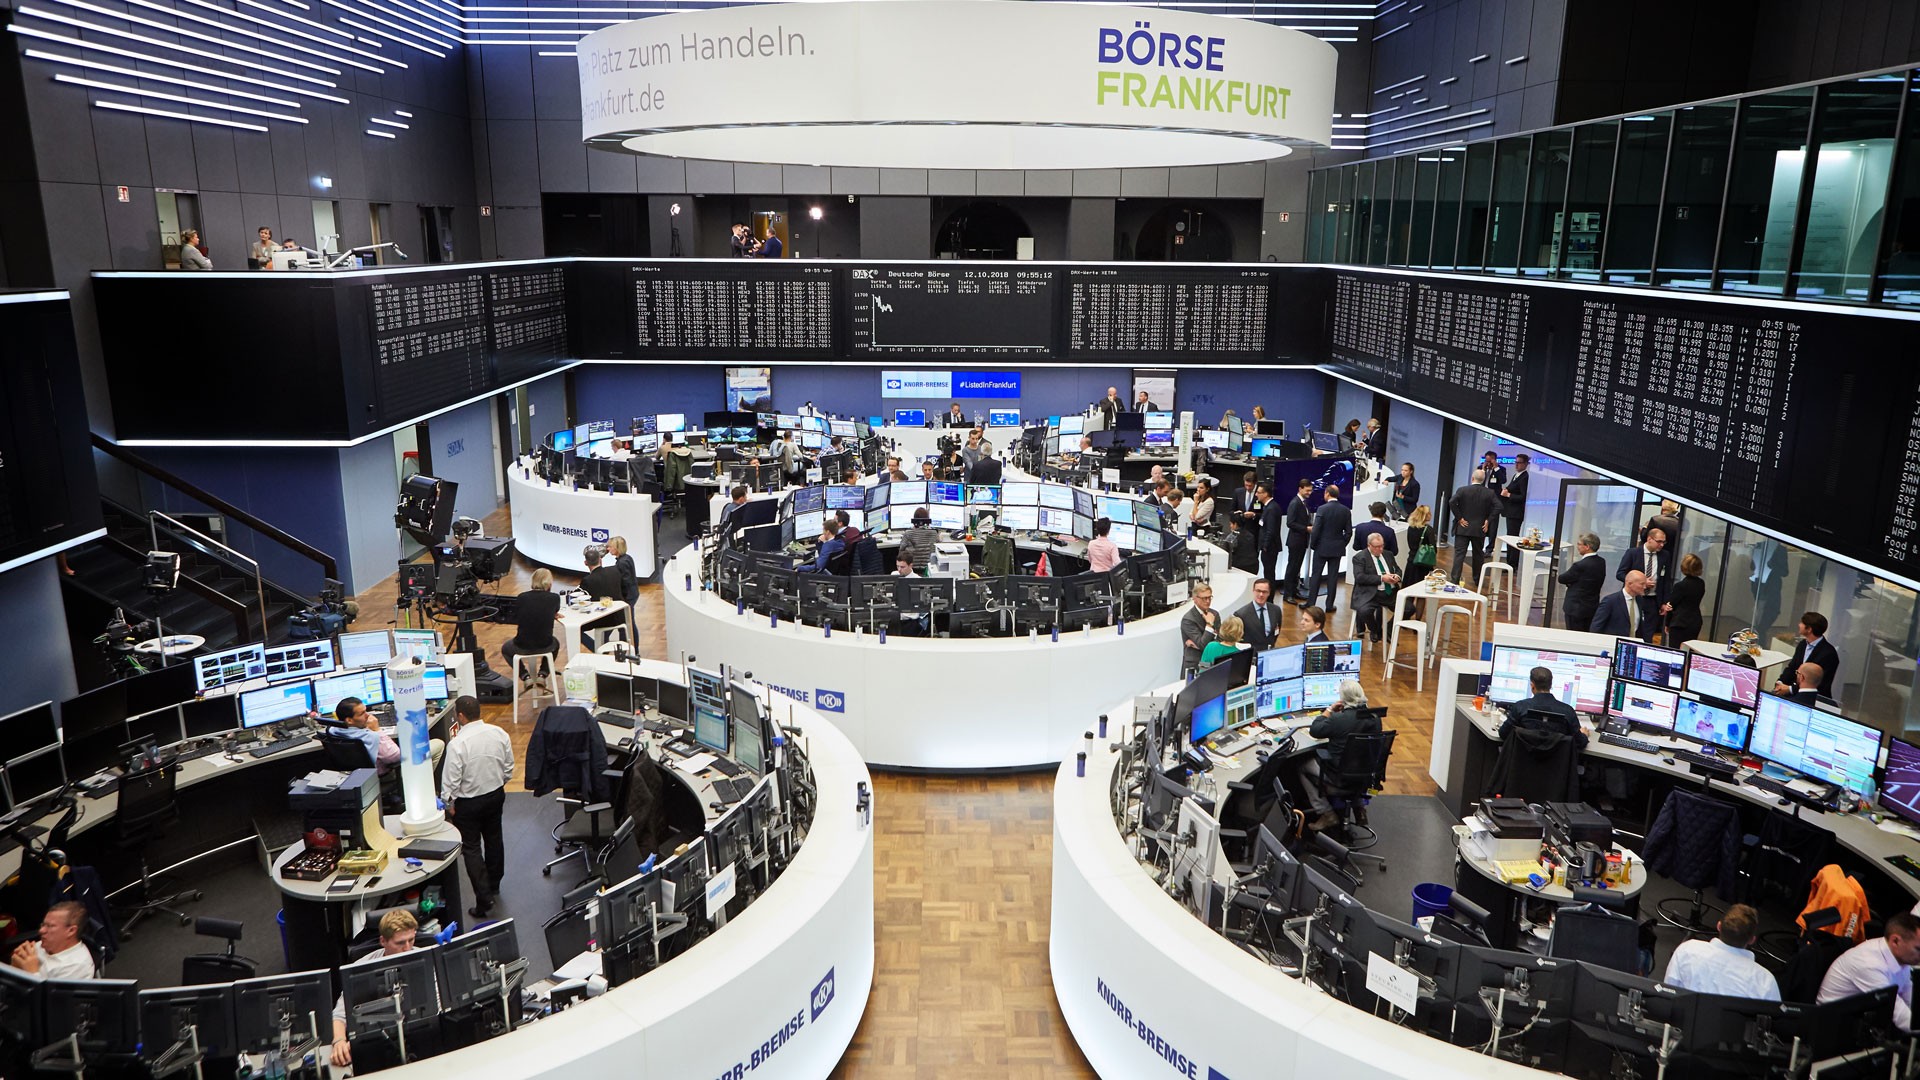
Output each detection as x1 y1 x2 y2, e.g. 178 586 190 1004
353 510 1457 1077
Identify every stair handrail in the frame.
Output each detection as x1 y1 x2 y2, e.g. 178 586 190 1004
92 435 340 581
85 530 252 644
150 511 269 645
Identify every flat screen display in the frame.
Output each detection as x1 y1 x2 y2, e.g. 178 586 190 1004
824 485 866 510
656 413 686 433
238 682 314 729
1303 640 1361 676
1258 644 1305 685
336 630 393 670
829 420 855 437
1001 482 1040 506
194 644 266 693
1073 488 1096 519
999 505 1038 531
1135 526 1162 553
1880 736 1920 827
1189 694 1227 743
732 713 766 774
1486 646 1609 714
1143 430 1173 447
1258 677 1304 719
1749 695 1881 793
180 696 237 739
0 703 59 764
989 411 1019 426
1198 430 1229 450
1057 416 1084 436
1108 522 1138 549
928 503 965 530
966 485 999 506
1611 640 1685 690
1099 494 1137 522
792 486 826 514
1143 411 1174 431
1301 673 1346 711
551 429 575 452
392 629 439 663
5 750 66 809
1131 501 1162 531
1605 681 1678 731
894 409 927 426
1038 484 1074 511
794 510 825 539
1684 653 1762 708
929 482 964 505
1037 506 1074 534
889 481 926 505
314 669 388 717
1673 698 1750 752
264 640 336 681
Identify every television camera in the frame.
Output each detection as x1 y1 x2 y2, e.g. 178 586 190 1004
94 607 158 678
287 578 359 640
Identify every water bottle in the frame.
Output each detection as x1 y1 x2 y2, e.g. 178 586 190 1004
1050 625 1059 643
770 611 778 629
736 598 746 616
1075 752 1087 778
823 621 831 639
684 573 692 591
878 625 887 644
1098 714 1109 739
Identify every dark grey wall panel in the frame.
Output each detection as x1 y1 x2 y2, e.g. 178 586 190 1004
233 132 276 196
858 196 929 260
91 108 152 190
588 146 638 193
146 117 197 192
686 160 734 194
469 119 494 205
535 118 588 192
240 190 282 243
197 190 243 268
487 119 540 205
1026 171 1071 198
634 154 684 193
269 124 310 197
532 52 580 120
276 195 311 246
481 45 535 121
102 184 157 270
493 205 543 259
1067 198 1115 260
190 124 238 194
27 78 99 186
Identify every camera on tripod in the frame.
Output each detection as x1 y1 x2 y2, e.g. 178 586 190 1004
288 578 358 640
936 434 960 455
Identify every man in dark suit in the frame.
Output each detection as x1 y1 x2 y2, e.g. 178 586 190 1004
1351 502 1398 558
1258 481 1287 586
1498 666 1587 748
965 443 1002 485
1232 473 1261 539
1095 387 1123 427
1299 605 1330 643
1450 470 1502 586
1305 486 1353 614
1133 390 1158 413
1774 611 1839 699
1180 582 1220 673
1362 418 1387 463
1557 532 1606 632
1501 453 1531 565
1350 532 1401 643
1232 579 1284 652
1281 479 1312 600
1590 571 1658 642
1617 525 1673 605
1480 451 1508 491
943 403 968 428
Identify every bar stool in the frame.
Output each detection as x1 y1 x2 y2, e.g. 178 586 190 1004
587 624 630 652
1387 617 1429 692
1433 604 1475 663
511 651 556 723
1477 560 1513 616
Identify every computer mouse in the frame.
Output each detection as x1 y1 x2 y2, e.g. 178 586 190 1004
1661 756 1676 765
1777 797 1790 807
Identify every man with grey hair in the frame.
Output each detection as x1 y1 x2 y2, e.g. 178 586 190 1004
577 543 626 650
1292 679 1381 832
1450 468 1502 585
1591 570 1658 641
1558 532 1606 632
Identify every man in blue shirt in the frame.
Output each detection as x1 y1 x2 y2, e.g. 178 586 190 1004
1664 904 1780 1000
803 523 844 573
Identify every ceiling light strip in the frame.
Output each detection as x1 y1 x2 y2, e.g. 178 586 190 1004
380 0 468 37
334 13 445 55
15 6 344 89
114 0 382 72
95 98 268 130
58 73 308 121
368 115 408 127
1371 73 1423 94
1362 107 1488 134
1372 21 1406 40
1359 118 1493 149
231 0 351 39
322 0 459 49
394 109 412 116
35 0 342 74
23 46 303 106
9 23 348 101
365 127 396 137
176 0 395 66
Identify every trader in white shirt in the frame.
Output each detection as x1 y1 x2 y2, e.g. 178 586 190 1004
1819 912 1920 1030
9 902 95 979
1660 904 1780 1000
441 695 516 918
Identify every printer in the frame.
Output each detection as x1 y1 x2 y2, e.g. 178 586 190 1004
289 768 386 850
929 542 970 579
1475 797 1546 861
1543 801 1614 883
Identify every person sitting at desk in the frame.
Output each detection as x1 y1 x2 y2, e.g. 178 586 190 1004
331 910 420 1069
902 507 938 570
1662 903 1780 1000
1300 605 1329 643
1295 680 1380 833
501 568 562 684
1819 913 1920 1030
1087 517 1121 573
1590 571 1658 642
1201 617 1246 668
1775 611 1839 699
1070 435 1095 463
1499 666 1586 749
330 696 444 771
892 553 918 577
1180 582 1219 672
944 403 968 428
1782 662 1836 708
802 523 845 573
10 901 95 979
834 509 862 546
967 443 1002 485
715 485 751 545
578 544 628 648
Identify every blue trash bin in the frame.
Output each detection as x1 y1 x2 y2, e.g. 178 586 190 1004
276 910 290 968
1411 883 1454 924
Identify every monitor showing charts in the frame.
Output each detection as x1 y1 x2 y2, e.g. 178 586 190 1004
1057 416 1085 436
1879 736 1920 827
1605 681 1679 732
1486 646 1609 714
1001 482 1039 506
894 410 927 427
1038 484 1074 511
1037 506 1074 534
1311 431 1342 453
1098 494 1137 523
828 419 856 438
1135 526 1162 553
1143 430 1174 447
1750 695 1881 794
1108 522 1138 549
1198 430 1229 450
794 509 826 539
1259 643 1306 685
312 669 388 718
1143 411 1174 431
1684 653 1762 708
336 630 393 669
1611 640 1685 690
264 641 336 681
238 682 314 729
1673 698 1750 752
1301 673 1346 710
825 485 867 510
392 630 439 663
998 505 1039 531
1302 640 1361 676
928 482 964 505
793 486 827 515
889 481 926 505
928 503 966 531
194 644 267 694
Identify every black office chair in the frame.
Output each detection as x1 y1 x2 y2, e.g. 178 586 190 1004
825 546 854 577
113 763 200 937
181 916 258 985
543 904 594 972
1642 788 1742 937
1324 723 1395 844
318 733 403 813
545 758 636 879
1548 889 1645 975
1482 714 1580 805
1781 907 1851 1002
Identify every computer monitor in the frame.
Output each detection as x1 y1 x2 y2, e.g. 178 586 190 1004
340 947 441 1038
1056 415 1085 436
1249 438 1287 458
655 413 685 434
0 965 41 1044
897 576 952 613
689 679 729 755
1487 646 1609 714
123 664 196 717
329 628 389 668
595 869 669 946
1115 412 1144 432
1189 693 1227 744
232 970 332 1054
1604 680 1679 732
1035 506 1073 534
0 702 59 765
41 978 141 1057
1303 640 1362 676
825 484 865 511
238 682 314 730
1362 911 1465 1032
1311 432 1342 453
998 505 1038 531
263 640 337 681
124 709 185 753
989 410 1019 426
1672 698 1750 752
894 409 927 427
139 983 238 1061
193 643 266 693
1451 948 1576 1069
966 484 999 506
1611 640 1685 690
732 710 767 774
1679 991 1813 1074
1880 736 1920 827
5 749 67 810
313 669 387 718
1036 483 1073 512
656 679 689 722
1001 481 1039 506
550 428 575 452
1300 673 1345 711
597 672 635 715
1258 644 1305 687
1565 962 1693 1073
1197 430 1229 450
1683 652 1762 708
180 696 238 740
435 919 524 1012
1142 430 1173 447
391 629 439 663
1749 695 1881 793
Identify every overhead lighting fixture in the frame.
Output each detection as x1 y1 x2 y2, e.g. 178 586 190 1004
23 46 303 107
55 74 309 122
94 98 267 131
9 24 346 102
366 127 396 138
31 0 342 76
369 116 409 128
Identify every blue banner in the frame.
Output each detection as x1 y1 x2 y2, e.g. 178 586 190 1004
953 371 1021 398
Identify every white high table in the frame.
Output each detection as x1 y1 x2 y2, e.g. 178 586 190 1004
1050 692 1546 1080
381 662 875 1080
507 456 658 574
663 538 1251 770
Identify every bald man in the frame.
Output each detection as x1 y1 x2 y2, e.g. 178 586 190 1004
1784 663 1836 709
1590 570 1658 642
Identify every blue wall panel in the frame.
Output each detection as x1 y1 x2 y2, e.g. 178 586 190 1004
0 561 80 723
336 437 401 596
138 447 349 600
425 399 501 526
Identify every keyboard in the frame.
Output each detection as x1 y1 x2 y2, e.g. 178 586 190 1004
250 737 310 759
1888 855 1920 883
1744 774 1797 798
595 710 638 730
712 778 754 803
174 742 227 763
707 757 744 779
1212 732 1259 757
1674 748 1739 774
1598 732 1662 754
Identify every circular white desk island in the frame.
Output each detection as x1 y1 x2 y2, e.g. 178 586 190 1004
383 678 874 1080
663 541 1251 770
506 456 658 574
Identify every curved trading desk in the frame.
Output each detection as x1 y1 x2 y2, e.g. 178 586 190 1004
880 424 1023 463
359 658 875 1080
507 456 658 574
664 539 1249 770
1049 690 1549 1080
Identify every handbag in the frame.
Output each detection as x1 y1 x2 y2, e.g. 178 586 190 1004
1413 528 1437 567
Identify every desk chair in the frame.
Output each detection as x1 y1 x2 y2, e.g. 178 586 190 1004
981 534 1015 578
1386 613 1429 691
181 916 257 985
113 763 200 937
1548 891 1644 975
1482 714 1580 805
543 904 595 973
1781 908 1850 1002
1642 788 1741 937
318 734 403 813
1323 725 1395 855
545 758 635 879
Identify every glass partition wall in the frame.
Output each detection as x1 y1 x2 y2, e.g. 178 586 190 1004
1310 65 1920 312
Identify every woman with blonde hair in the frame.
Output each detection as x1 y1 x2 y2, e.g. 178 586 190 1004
502 566 561 683
1404 504 1437 580
1201 616 1246 667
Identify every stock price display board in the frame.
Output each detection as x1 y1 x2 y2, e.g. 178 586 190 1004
368 271 489 425
487 265 569 385
0 296 100 567
629 263 833 356
845 265 1054 355
1327 272 1531 429
1065 267 1273 358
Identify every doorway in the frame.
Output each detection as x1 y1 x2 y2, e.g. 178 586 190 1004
155 191 201 269
420 206 455 263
